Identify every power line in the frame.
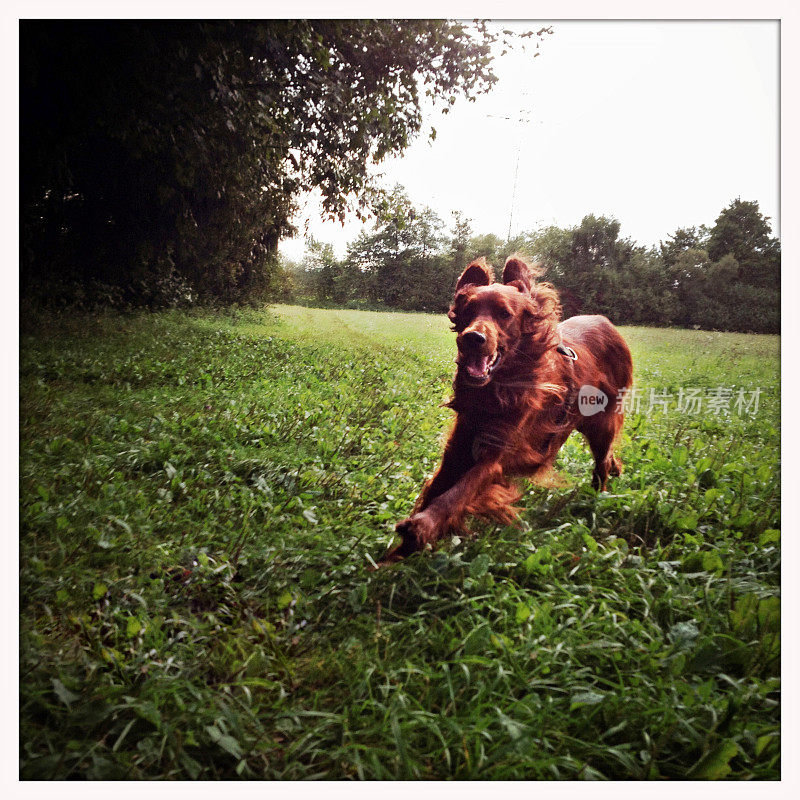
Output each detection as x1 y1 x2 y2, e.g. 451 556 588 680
489 106 537 241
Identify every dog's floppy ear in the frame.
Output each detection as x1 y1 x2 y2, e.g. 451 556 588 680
502 255 533 293
522 283 562 334
455 258 494 292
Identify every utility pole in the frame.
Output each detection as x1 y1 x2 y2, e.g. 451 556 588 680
489 102 535 242
507 139 522 241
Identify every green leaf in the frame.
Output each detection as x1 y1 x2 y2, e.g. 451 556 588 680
756 595 780 632
704 488 721 503
92 582 108 600
582 532 598 553
515 603 531 625
669 621 700 649
522 554 537 573
126 616 143 638
522 545 551 574
180 752 202 779
300 569 321 589
495 710 525 740
101 647 122 663
112 718 136 752
690 739 739 779
755 734 776 757
206 725 243 759
277 590 293 610
469 553 491 578
756 463 772 481
695 457 714 473
759 528 780 546
702 551 725 576
570 691 605 710
51 678 80 709
111 516 132 535
135 701 161 728
732 510 756 529
675 515 698 531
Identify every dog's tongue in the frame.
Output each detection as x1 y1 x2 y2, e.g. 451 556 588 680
466 354 490 378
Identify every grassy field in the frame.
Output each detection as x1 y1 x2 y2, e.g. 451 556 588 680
20 304 780 779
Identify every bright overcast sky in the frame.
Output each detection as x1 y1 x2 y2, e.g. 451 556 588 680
279 20 779 261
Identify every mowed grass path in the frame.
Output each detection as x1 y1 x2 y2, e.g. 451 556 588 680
20 305 779 779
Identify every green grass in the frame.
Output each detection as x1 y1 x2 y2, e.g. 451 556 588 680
20 305 780 779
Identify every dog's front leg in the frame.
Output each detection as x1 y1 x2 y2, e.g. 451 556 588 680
381 454 504 563
412 419 477 513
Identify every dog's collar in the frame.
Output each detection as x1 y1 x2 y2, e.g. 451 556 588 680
556 342 578 361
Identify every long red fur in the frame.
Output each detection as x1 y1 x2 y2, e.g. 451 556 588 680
380 254 633 564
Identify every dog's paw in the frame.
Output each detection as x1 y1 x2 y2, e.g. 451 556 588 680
375 512 440 566
396 512 438 548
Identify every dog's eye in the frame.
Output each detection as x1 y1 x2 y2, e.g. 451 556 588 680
498 308 513 320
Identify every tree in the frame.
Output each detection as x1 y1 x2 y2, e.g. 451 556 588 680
448 212 473 283
706 199 780 289
346 186 417 306
529 215 632 317
21 21 544 303
338 185 454 310
441 211 476 298
603 249 675 326
659 226 709 268
467 233 505 266
666 246 712 322
301 240 346 304
657 201 779 331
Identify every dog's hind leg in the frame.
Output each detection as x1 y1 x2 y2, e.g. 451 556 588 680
579 412 623 492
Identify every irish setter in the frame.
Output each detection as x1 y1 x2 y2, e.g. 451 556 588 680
380 255 633 564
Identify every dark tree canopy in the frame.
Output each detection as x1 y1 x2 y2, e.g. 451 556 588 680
21 20 537 304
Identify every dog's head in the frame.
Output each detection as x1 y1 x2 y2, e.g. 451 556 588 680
448 255 561 388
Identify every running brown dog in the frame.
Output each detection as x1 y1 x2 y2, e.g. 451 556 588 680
380 254 633 564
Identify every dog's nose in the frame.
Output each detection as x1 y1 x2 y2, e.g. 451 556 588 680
462 330 486 347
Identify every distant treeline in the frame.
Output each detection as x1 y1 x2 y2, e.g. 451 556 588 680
285 190 779 334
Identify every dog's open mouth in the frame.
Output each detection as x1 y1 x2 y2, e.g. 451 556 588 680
460 349 502 385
